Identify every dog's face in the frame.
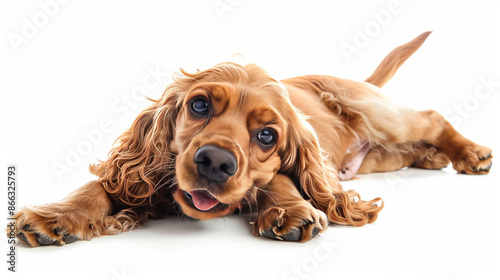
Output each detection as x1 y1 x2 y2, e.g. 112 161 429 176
91 62 328 221
170 70 290 220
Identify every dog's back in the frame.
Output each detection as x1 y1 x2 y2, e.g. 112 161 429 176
281 32 432 169
282 32 490 180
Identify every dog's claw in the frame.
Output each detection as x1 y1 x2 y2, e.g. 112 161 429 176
481 162 492 172
479 153 491 160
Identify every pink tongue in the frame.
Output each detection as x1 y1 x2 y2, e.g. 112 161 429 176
191 190 220 211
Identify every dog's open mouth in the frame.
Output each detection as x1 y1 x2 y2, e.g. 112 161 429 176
183 189 229 211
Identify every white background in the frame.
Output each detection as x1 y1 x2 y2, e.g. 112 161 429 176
1 0 499 279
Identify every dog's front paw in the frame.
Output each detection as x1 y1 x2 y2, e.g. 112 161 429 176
9 205 96 247
253 205 328 242
452 144 492 175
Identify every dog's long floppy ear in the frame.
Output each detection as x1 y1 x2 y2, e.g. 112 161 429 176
279 106 383 226
90 89 181 207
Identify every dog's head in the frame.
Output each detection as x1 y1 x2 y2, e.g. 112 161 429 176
170 64 301 219
91 62 363 221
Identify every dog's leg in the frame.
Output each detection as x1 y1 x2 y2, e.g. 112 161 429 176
396 110 491 174
366 108 492 174
358 142 451 174
317 83 492 175
9 181 146 247
253 174 328 242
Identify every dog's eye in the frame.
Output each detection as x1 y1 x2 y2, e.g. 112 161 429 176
257 128 277 146
190 97 210 117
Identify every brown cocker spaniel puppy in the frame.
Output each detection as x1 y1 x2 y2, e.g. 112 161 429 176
11 32 493 246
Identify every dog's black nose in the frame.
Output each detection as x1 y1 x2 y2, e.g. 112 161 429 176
194 145 237 183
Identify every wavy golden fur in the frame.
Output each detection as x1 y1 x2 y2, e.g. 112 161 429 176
10 32 493 246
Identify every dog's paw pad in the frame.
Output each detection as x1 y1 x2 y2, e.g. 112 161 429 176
16 231 28 243
262 227 302 241
311 226 321 238
282 228 301 241
36 234 57 246
261 227 279 240
62 234 78 244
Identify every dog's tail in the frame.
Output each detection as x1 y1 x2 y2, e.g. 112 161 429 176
365 31 432 88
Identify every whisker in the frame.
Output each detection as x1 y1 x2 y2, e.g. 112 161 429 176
256 187 279 206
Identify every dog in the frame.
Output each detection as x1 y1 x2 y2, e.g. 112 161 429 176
10 32 493 246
